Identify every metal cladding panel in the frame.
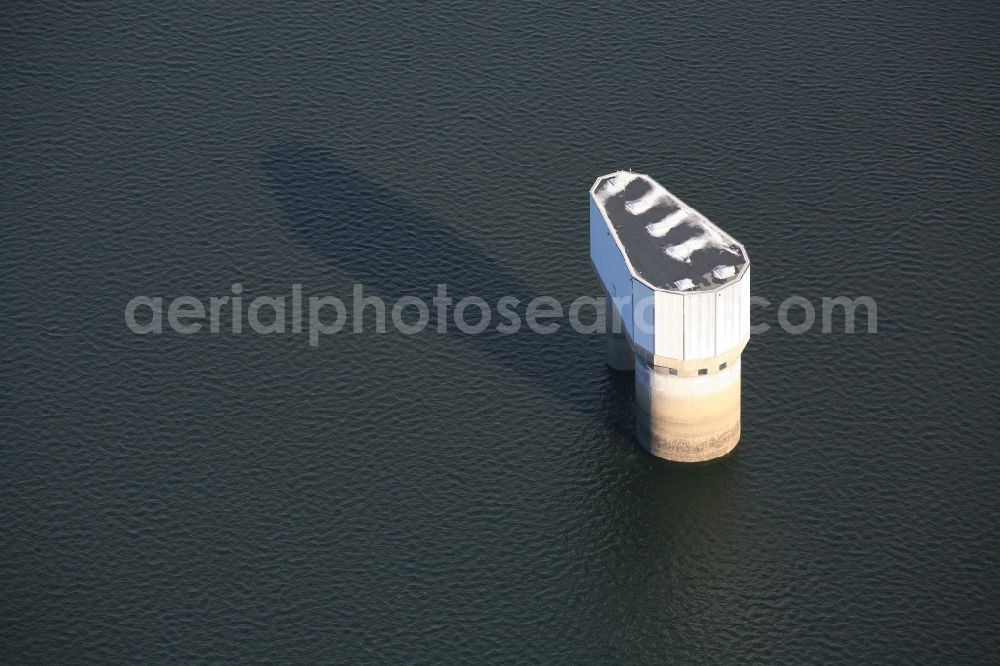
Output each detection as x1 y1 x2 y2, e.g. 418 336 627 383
631 279 655 356
683 290 716 359
741 266 751 339
714 279 741 353
590 197 633 338
654 289 685 359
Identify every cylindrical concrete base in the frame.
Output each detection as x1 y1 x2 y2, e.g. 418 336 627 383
634 356 742 462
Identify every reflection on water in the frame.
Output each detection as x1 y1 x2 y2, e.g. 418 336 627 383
583 364 765 658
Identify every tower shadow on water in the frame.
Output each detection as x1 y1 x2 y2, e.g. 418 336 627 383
259 144 634 434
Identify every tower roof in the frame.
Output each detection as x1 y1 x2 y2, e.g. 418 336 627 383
590 171 748 291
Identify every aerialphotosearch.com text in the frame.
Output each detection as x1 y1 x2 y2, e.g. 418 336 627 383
124 283 877 346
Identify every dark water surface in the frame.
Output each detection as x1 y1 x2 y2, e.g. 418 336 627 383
3 2 999 662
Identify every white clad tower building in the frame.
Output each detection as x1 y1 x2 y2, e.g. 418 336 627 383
590 171 750 462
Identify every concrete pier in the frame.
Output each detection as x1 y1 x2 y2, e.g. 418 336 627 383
590 171 750 462
606 329 635 372
634 356 742 462
604 290 635 371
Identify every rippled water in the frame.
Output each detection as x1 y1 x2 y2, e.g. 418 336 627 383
3 2 998 662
